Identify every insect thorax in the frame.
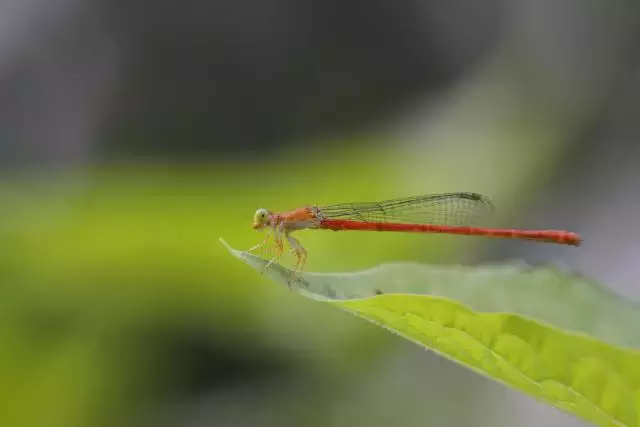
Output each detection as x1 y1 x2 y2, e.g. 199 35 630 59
309 205 324 220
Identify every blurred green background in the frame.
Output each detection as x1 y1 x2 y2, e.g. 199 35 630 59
1 1 640 426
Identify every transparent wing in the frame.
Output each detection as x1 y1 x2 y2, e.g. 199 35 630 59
319 192 495 226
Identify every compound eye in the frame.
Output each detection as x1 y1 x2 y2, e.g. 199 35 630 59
253 208 270 225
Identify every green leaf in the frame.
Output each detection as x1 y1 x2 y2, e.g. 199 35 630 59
221 238 640 427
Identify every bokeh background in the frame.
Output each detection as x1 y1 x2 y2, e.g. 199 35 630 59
1 1 640 426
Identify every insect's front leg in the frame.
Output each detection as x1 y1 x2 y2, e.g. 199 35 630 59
247 230 272 253
262 226 285 273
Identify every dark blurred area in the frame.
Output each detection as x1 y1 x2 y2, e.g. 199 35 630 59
0 0 503 165
1 1 639 426
104 0 502 159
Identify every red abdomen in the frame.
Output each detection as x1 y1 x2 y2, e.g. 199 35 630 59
319 219 582 246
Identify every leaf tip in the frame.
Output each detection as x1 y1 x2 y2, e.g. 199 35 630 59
218 237 231 251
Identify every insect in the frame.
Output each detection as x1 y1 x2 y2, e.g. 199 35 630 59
248 192 582 276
